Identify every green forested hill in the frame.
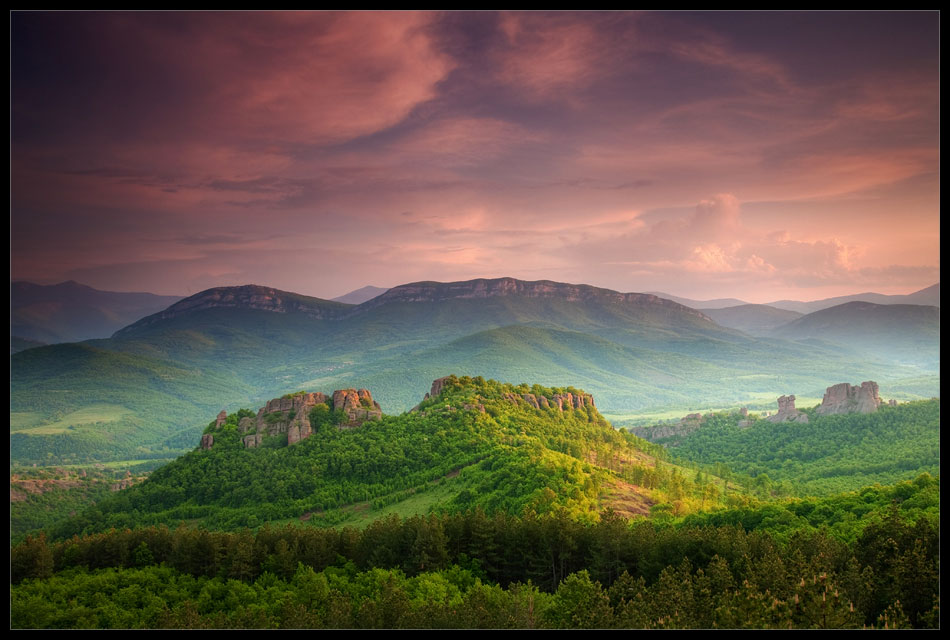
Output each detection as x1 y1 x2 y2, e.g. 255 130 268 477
44 377 726 540
10 373 941 630
638 400 940 496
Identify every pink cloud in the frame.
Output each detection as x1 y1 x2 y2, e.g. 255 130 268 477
136 11 454 145
387 117 543 166
494 12 633 99
11 13 938 303
14 12 456 217
666 34 791 91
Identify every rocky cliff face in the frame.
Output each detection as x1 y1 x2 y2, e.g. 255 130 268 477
356 277 712 322
200 387 383 450
332 388 383 429
816 381 882 416
116 277 722 340
252 391 330 445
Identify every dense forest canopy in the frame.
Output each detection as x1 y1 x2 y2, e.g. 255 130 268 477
12 474 939 629
11 377 940 629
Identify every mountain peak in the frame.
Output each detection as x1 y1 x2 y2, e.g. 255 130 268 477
113 284 351 337
357 277 710 318
331 285 389 305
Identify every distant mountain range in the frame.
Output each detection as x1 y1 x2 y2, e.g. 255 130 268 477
701 304 804 336
12 281 183 345
10 277 940 465
650 283 939 313
650 283 939 336
11 336 47 355
765 283 940 314
331 285 389 304
645 292 749 309
770 301 940 366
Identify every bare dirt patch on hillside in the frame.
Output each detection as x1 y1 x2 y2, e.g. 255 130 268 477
603 479 653 519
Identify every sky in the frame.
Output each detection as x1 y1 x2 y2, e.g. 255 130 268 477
11 11 940 303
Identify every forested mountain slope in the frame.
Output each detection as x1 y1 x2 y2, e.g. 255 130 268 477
12 474 939 629
45 377 730 539
11 279 939 465
632 399 939 496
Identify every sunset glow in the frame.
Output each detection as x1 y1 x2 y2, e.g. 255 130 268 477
11 11 939 302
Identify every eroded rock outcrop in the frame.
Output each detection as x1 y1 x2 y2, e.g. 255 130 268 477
552 392 595 411
111 470 137 492
425 376 452 401
817 381 882 416
629 411 707 442
767 395 809 423
333 388 383 429
200 387 383 449
252 391 330 445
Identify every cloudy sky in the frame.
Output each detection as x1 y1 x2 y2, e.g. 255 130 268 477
11 11 939 302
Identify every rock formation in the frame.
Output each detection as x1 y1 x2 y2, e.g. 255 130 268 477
630 411 706 442
332 388 383 429
816 381 882 416
243 434 264 448
767 395 809 423
426 376 452 400
200 387 383 449
552 392 595 411
252 391 329 445
110 471 137 492
522 393 540 409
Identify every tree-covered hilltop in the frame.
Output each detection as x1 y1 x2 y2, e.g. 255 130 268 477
44 376 738 539
12 475 939 629
634 399 939 496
